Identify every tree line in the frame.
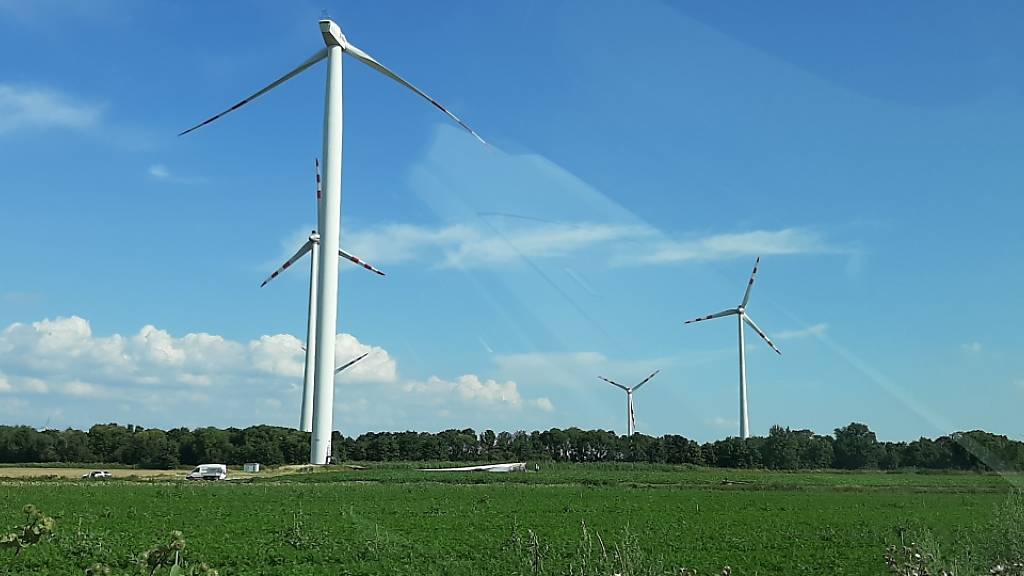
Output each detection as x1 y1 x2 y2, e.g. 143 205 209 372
0 422 1022 472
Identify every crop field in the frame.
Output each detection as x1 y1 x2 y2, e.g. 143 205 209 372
0 464 1020 575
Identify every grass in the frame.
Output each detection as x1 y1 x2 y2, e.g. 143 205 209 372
0 464 1018 575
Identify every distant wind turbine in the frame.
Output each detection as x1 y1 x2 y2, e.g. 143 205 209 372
598 370 660 436
180 19 484 464
683 257 781 439
260 161 383 433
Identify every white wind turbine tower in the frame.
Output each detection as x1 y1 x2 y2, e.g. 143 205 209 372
180 19 485 464
683 257 781 439
597 370 660 436
259 161 384 433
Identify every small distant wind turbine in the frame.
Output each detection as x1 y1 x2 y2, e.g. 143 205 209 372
598 370 660 436
180 19 484 465
260 161 383 433
683 257 781 439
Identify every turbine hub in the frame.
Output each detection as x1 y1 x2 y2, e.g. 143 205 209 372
737 306 744 315
310 232 321 243
319 19 347 48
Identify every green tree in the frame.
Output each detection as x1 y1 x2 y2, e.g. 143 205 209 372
833 422 880 469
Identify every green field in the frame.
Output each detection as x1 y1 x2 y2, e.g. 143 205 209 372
0 464 1020 575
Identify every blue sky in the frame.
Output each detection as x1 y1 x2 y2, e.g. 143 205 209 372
1 1 1021 442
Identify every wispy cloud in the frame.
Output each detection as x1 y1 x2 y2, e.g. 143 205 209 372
0 84 102 134
0 292 43 305
707 416 738 430
148 164 171 179
346 221 649 269
961 341 983 353
343 221 834 270
775 323 828 341
146 163 206 184
631 228 836 265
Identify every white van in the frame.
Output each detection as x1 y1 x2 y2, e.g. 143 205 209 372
186 464 227 481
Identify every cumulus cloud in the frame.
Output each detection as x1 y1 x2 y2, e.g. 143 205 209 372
400 374 555 417
63 380 106 398
0 315 552 430
533 397 555 412
0 316 395 398
404 375 524 409
0 84 102 134
774 323 828 341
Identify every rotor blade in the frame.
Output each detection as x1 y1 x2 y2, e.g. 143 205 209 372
338 249 385 276
315 158 322 203
179 48 329 136
683 308 738 324
343 42 486 145
335 352 370 374
743 313 782 355
741 257 760 307
598 376 629 392
259 240 314 287
632 369 660 392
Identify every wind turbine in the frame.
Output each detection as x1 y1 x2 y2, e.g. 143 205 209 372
260 161 383 433
180 19 484 464
597 370 660 436
683 257 781 439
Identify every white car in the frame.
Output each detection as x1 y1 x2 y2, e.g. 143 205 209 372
186 464 228 481
82 470 112 479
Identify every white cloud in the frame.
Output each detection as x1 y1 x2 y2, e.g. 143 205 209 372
962 341 983 353
533 397 555 412
775 323 828 341
402 374 552 413
346 221 648 268
63 380 105 398
391 125 842 273
0 84 102 134
0 316 396 400
707 416 738 430
22 378 50 394
631 228 834 265
148 164 170 179
343 220 832 270
0 315 563 431
145 163 205 184
332 333 396 384
493 351 671 394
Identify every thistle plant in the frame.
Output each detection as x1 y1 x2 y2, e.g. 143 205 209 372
131 531 218 576
0 504 56 559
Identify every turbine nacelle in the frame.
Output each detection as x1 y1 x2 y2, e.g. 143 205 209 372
319 20 348 48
